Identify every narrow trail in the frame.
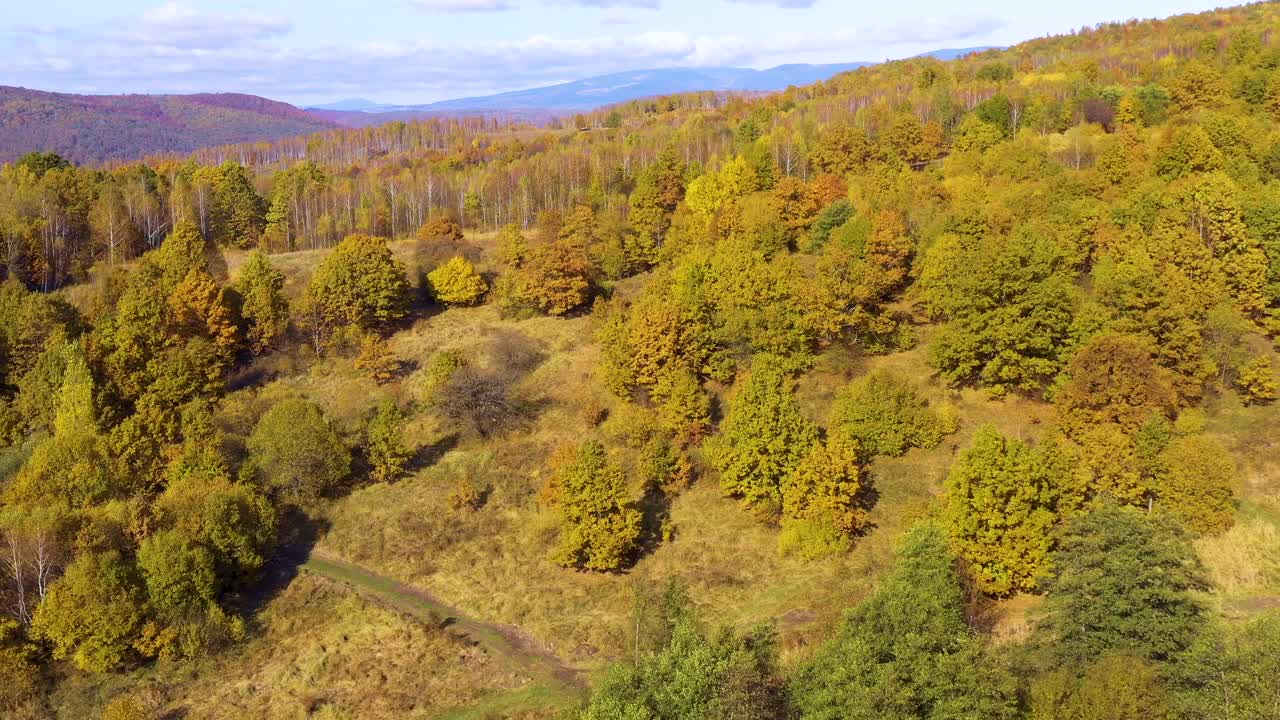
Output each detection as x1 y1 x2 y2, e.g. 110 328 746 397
301 550 586 692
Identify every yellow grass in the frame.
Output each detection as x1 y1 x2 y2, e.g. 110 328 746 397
48 573 530 720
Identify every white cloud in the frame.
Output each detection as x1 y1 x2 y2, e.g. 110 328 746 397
3 2 1004 105
130 2 291 49
410 0 517 11
561 0 661 8
725 0 818 7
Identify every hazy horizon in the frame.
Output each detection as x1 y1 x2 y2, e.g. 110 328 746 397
1 0 1247 106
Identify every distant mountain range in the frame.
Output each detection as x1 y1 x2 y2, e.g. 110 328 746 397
0 48 999 164
308 50 996 127
312 63 875 114
0 87 337 165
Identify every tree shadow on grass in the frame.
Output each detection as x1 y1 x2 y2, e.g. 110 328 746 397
406 433 461 474
228 506 330 619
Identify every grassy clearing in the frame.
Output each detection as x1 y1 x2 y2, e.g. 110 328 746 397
312 315 1056 672
303 553 584 691
47 573 530 720
1200 386 1280 613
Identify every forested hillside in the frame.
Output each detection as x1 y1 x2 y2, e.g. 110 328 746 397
0 88 336 165
1 2 1280 718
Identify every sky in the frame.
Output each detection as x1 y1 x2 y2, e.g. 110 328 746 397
0 0 1249 107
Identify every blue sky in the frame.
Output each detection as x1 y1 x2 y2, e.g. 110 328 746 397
1 1 1246 106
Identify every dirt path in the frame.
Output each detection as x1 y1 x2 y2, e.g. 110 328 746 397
301 550 585 691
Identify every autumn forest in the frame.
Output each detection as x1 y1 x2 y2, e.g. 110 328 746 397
1 2 1280 719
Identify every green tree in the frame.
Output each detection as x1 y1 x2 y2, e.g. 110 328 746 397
1236 356 1277 404
0 620 40 713
953 114 1006 153
30 551 146 672
650 364 712 440
805 198 853 253
827 371 944 457
234 251 289 354
365 400 410 484
303 233 410 331
154 473 277 583
706 354 818 512
1155 125 1224 179
496 224 527 268
137 530 218 622
579 598 786 720
923 230 1077 395
944 426 1060 596
1035 503 1207 666
152 221 211 290
540 439 642 572
1030 655 1168 720
5 341 113 508
1168 611 1280 720
780 437 871 559
262 190 291 251
1170 60 1228 112
791 524 1017 720
1155 435 1236 535
247 398 351 500
627 150 686 269
427 255 488 306
209 161 266 248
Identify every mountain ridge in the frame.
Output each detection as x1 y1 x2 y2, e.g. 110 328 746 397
308 49 1000 119
0 86 337 165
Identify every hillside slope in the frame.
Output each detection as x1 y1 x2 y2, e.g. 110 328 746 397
0 87 336 164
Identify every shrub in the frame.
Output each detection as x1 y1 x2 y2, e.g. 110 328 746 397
427 256 488 306
779 437 871 559
233 251 289 354
246 398 351 499
365 400 411 484
1236 356 1276 404
828 371 944 457
447 475 487 513
944 426 1059 595
416 216 464 244
706 354 818 512
437 366 525 439
354 333 399 384
101 694 153 720
414 350 467 406
1155 435 1237 536
1056 333 1178 438
540 440 642 572
30 551 146 672
1031 656 1167 720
